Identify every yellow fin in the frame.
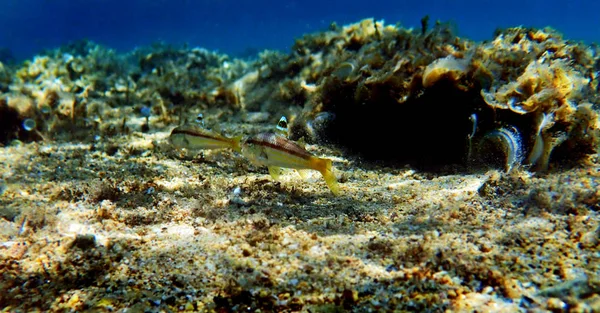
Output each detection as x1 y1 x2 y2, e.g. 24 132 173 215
296 169 309 180
230 135 243 152
297 137 306 149
268 166 284 181
315 158 339 196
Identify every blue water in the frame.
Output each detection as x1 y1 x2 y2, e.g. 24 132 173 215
1 0 599 60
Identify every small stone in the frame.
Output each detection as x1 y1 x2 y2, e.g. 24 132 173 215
341 289 358 308
480 242 493 253
546 297 566 310
164 295 176 305
588 294 600 311
71 234 96 250
67 293 81 308
385 264 398 272
579 227 599 249
0 206 20 222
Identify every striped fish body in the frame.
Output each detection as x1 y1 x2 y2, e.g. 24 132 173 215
241 132 339 195
169 125 241 151
242 133 313 169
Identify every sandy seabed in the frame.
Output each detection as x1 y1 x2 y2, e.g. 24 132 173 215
1 121 599 312
1 18 600 313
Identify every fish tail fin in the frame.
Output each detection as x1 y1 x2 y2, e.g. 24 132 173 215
315 158 340 196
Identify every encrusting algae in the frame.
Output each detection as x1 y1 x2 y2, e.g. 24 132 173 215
0 18 599 312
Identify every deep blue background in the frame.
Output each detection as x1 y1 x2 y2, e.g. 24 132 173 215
1 0 599 60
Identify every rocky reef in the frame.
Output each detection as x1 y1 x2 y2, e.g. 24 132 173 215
1 19 600 312
1 19 599 173
285 20 600 171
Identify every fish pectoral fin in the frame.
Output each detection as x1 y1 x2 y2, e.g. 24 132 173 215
230 135 243 152
268 166 284 181
258 150 269 163
296 169 310 180
297 137 307 149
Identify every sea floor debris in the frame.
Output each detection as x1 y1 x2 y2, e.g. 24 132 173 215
1 18 599 312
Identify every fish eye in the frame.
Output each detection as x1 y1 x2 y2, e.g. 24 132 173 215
196 113 205 126
276 116 288 131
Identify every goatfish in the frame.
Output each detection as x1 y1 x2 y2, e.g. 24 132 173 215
169 124 242 152
241 132 340 195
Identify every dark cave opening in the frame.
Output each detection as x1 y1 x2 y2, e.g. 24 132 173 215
0 101 25 145
317 77 538 171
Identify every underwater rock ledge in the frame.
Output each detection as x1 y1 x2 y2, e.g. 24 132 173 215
1 18 600 313
1 19 599 172
287 20 600 171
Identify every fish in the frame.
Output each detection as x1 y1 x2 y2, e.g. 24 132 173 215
241 132 339 195
169 124 241 152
